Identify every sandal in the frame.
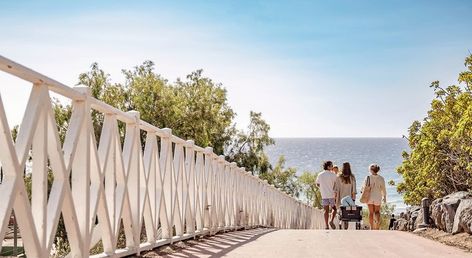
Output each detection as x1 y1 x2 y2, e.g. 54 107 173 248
329 221 336 229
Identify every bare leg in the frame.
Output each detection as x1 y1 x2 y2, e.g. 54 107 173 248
325 204 337 229
324 205 329 229
368 204 374 230
330 205 337 223
374 205 381 230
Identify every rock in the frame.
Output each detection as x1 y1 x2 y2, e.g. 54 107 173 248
452 199 472 234
431 198 444 229
414 208 424 229
431 191 472 233
396 218 408 231
406 206 421 213
407 206 421 230
413 227 428 233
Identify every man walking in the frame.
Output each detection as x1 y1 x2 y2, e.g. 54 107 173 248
316 161 337 229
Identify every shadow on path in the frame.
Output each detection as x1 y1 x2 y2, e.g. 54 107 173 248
164 228 276 258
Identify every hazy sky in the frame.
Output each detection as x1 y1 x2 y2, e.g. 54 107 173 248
1 0 471 137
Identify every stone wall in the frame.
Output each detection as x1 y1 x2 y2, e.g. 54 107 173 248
394 191 472 235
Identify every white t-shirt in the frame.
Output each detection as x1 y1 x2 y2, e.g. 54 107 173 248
316 170 337 199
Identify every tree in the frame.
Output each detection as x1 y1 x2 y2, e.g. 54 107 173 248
397 54 472 205
174 70 235 154
225 111 274 174
260 156 300 198
77 63 123 141
298 171 322 209
77 62 235 154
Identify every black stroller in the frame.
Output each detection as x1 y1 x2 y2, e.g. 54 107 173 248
338 206 362 230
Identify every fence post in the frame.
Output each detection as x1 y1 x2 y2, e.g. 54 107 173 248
418 197 431 228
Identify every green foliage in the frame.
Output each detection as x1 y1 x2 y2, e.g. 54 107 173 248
260 156 300 198
174 70 235 154
0 246 24 257
52 98 72 144
298 171 322 209
225 111 274 174
397 54 472 205
53 230 71 257
379 203 396 230
77 62 235 154
23 172 55 202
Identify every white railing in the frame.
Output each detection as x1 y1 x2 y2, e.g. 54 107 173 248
0 55 325 257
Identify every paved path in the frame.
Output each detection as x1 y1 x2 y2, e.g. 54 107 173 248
164 228 472 258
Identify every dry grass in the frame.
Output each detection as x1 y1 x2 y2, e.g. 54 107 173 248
413 228 472 253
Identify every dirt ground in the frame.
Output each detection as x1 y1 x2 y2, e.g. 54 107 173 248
413 228 472 253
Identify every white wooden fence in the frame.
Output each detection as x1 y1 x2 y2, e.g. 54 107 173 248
0 55 325 257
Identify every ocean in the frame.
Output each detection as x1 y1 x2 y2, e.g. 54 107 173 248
265 138 410 212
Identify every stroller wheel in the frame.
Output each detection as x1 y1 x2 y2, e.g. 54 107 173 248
343 221 349 230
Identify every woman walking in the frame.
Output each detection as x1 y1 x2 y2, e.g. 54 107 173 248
362 164 386 230
334 162 357 229
334 162 357 208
